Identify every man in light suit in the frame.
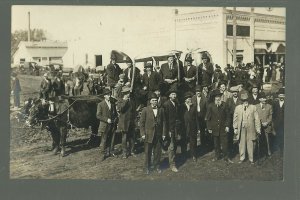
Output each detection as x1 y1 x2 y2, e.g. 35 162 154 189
140 93 166 174
96 89 118 161
256 92 273 157
233 91 261 164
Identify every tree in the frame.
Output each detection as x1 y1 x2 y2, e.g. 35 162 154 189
11 29 47 58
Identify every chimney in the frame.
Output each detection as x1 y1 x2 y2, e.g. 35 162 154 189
28 12 31 42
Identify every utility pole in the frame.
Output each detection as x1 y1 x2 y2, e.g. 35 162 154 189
250 7 255 63
232 7 237 68
28 12 31 42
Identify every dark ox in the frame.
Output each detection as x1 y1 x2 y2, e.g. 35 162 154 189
27 96 102 156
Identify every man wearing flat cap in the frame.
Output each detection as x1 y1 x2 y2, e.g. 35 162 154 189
140 93 166 174
197 53 214 86
106 54 123 88
206 89 233 163
116 86 137 158
256 92 273 157
183 56 197 92
40 73 52 100
225 85 242 156
96 88 118 161
233 91 261 164
181 92 198 161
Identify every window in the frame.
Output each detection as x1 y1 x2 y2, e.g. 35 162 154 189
227 25 250 37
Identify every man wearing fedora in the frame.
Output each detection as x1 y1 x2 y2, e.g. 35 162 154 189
181 92 198 161
106 54 123 89
40 73 52 100
96 88 118 161
256 92 273 157
206 89 233 163
197 53 214 86
140 93 165 174
272 87 285 153
183 56 197 92
233 91 261 164
163 88 182 172
116 86 137 159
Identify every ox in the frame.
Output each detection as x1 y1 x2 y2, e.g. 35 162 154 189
27 95 102 156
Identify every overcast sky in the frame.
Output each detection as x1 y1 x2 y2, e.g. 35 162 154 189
12 6 285 42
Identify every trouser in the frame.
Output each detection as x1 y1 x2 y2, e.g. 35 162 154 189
228 127 236 156
260 128 271 156
274 125 284 152
213 135 229 159
100 124 114 155
144 136 161 170
122 126 135 155
189 131 197 158
239 127 255 162
49 122 67 149
13 92 20 107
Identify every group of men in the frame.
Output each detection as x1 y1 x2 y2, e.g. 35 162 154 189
94 53 285 174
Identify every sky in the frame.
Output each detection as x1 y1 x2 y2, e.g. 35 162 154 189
11 6 285 42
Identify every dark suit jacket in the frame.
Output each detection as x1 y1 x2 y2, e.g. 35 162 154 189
96 100 118 133
160 62 181 81
11 77 21 92
52 78 65 96
248 94 260 105
181 104 197 136
116 98 136 132
206 102 230 137
163 99 180 134
197 62 214 85
183 65 197 89
140 105 165 143
225 96 242 126
273 100 284 127
123 67 141 87
106 63 122 87
142 71 162 92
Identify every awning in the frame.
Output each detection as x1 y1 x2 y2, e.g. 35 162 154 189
254 42 285 54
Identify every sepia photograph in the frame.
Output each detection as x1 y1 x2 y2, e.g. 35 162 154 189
10 6 286 181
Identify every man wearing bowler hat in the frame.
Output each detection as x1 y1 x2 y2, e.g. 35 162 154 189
116 86 137 158
163 88 182 172
183 56 197 92
256 92 273 157
181 92 198 161
206 89 233 163
233 91 261 164
96 88 118 161
197 53 214 86
140 93 166 174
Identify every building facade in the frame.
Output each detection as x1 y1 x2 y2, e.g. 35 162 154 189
13 41 68 66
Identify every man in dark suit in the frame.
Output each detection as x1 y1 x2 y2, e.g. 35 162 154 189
181 92 198 161
11 72 21 108
225 85 242 157
183 56 197 92
160 55 183 91
123 59 141 88
272 88 284 153
197 53 214 86
96 89 118 161
163 88 183 172
140 93 165 174
106 55 123 88
116 86 137 159
52 72 65 97
206 89 233 163
142 63 162 94
248 84 260 105
191 85 208 149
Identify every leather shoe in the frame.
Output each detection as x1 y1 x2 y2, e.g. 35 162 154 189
225 158 234 164
192 156 197 162
145 169 150 175
130 152 137 157
122 154 127 159
238 159 245 164
156 168 162 174
171 166 179 173
52 147 59 155
60 147 66 157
